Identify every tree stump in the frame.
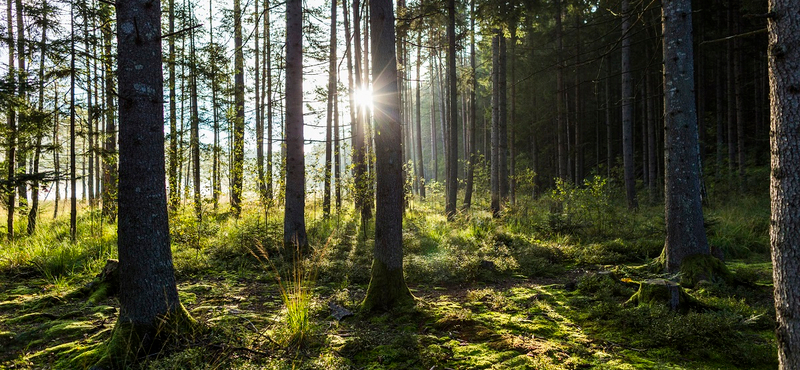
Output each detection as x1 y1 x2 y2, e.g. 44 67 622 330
625 279 706 313
66 259 119 304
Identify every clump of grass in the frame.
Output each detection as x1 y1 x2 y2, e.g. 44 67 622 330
249 235 332 348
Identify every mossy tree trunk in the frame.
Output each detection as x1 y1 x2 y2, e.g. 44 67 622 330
767 1 800 368
662 0 709 272
362 0 413 312
104 0 196 364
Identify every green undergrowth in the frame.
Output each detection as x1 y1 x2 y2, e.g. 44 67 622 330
0 185 778 369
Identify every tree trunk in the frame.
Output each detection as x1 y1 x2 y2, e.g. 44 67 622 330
102 3 117 220
490 32 500 217
69 4 77 242
352 0 370 225
265 0 273 204
415 32 426 199
255 0 266 205
53 82 60 220
362 0 413 311
555 0 567 181
662 0 709 272
84 14 95 208
445 0 458 220
15 0 26 214
621 0 637 209
5 0 15 239
431 50 438 183
28 7 48 235
189 18 201 221
99 0 196 364
323 0 337 217
231 0 245 217
767 2 800 367
463 0 476 209
284 0 307 248
210 0 220 211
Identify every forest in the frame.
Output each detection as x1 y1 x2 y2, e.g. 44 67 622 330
1 0 799 368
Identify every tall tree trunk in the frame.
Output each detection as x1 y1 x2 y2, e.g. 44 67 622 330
445 0 458 220
189 17 201 221
210 0 220 211
255 0 266 205
167 0 178 211
573 12 583 185
462 0 475 209
107 0 195 361
70 4 77 242
621 0 637 209
102 3 117 220
231 0 245 217
726 3 736 177
715 62 724 179
498 34 508 201
733 8 745 189
284 0 307 248
352 0 370 224
430 50 438 183
5 0 15 239
415 32 425 199
362 0 413 311
509 25 517 205
84 14 95 207
343 0 357 207
662 0 709 272
28 6 48 235
767 2 800 368
490 32 500 217
647 72 658 199
606 72 612 179
555 0 567 181
323 0 337 217
53 81 60 220
265 0 273 204
15 0 26 214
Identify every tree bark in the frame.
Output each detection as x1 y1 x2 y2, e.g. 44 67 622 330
767 1 800 367
362 0 413 311
662 0 709 272
283 0 307 248
189 15 201 221
555 0 567 181
5 0 15 239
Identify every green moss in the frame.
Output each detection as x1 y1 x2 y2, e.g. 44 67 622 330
76 303 200 369
679 254 732 288
625 279 707 313
361 259 415 312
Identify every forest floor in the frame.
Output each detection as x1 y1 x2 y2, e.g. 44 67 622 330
0 183 779 369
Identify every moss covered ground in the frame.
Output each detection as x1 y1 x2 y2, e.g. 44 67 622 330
0 186 778 369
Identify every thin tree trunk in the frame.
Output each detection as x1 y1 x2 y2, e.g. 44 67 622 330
102 3 117 220
621 0 638 209
265 0 273 204
15 0 26 214
70 4 77 241
28 7 48 235
445 0 458 220
323 0 337 217
555 0 567 181
53 81 60 220
256 0 266 205
85 15 95 207
462 0 475 209
5 0 15 239
490 32 500 217
231 0 245 217
189 16 201 221
167 0 178 211
415 32 425 199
